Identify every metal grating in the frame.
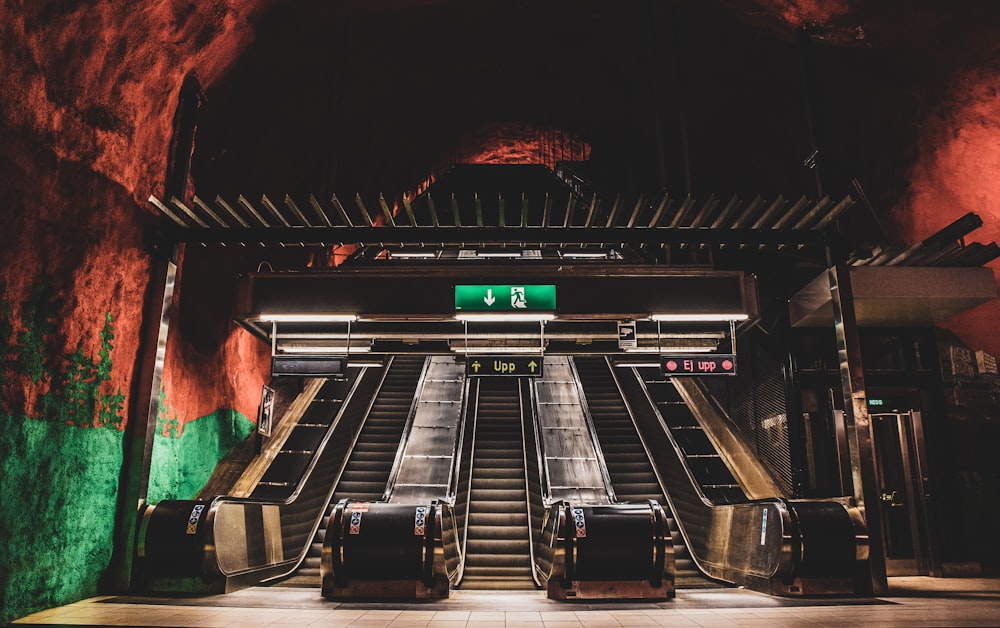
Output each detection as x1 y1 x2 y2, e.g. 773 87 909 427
148 178 855 250
701 334 794 495
152 165 998 267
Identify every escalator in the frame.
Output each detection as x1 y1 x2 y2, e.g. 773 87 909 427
640 373 749 505
607 365 871 595
530 356 673 599
461 378 535 589
290 355 426 584
573 357 715 588
320 355 466 598
137 355 425 592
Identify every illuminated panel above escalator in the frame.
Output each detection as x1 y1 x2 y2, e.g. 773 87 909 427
235 265 757 356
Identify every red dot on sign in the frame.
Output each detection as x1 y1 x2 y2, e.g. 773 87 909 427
722 360 734 371
665 360 678 371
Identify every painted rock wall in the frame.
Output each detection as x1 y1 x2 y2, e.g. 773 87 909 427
890 60 1000 358
0 1 272 622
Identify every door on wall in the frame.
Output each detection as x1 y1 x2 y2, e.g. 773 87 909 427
870 408 932 576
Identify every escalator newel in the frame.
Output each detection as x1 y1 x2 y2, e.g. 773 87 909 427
321 499 454 599
542 500 675 600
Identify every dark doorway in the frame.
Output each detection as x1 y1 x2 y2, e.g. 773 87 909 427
870 407 932 575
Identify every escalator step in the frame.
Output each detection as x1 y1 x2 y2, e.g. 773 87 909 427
466 525 529 540
671 429 717 456
301 556 320 570
470 473 524 486
468 500 530 515
465 512 529 527
468 487 526 500
464 553 531 568
462 566 532 578
282 425 328 451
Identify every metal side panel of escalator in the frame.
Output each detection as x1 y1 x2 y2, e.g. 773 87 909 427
610 365 871 596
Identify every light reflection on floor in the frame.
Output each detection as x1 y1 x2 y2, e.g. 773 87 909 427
13 577 1000 627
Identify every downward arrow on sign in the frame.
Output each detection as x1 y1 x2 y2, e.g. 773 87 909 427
483 289 495 306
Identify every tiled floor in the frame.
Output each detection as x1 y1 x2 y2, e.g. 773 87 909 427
12 577 1000 627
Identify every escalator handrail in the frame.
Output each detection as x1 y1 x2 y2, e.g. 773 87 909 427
203 358 395 581
275 367 373 505
519 379 544 588
600 357 673 504
621 366 728 509
671 377 785 499
446 369 473 506
456 378 480 583
599 357 718 578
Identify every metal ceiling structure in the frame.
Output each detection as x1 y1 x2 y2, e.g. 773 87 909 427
846 212 1000 268
148 163 998 268
147 164 999 359
148 168 857 253
147 191 850 247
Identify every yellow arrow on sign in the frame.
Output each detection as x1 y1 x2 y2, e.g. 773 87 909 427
472 361 481 373
527 360 538 372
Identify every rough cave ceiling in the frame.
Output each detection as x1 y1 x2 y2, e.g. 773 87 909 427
2 0 999 355
5 0 997 225
187 0 999 217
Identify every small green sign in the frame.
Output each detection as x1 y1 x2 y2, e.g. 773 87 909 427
455 284 556 312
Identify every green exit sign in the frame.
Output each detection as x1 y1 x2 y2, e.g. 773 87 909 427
455 284 556 312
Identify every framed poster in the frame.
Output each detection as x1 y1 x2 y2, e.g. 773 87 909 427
258 385 275 437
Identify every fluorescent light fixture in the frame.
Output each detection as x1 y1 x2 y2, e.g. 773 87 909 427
452 346 545 355
349 360 385 367
279 345 371 354
455 313 556 322
458 250 541 259
623 346 715 353
390 252 438 259
651 313 749 322
259 313 357 323
561 252 609 259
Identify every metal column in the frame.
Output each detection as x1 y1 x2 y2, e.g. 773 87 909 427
828 264 887 594
111 253 177 590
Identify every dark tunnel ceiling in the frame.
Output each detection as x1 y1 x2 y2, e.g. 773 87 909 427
189 0 1000 218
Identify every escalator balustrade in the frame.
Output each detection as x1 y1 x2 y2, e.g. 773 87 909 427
320 356 466 599
321 499 460 599
618 366 871 596
136 357 420 593
251 380 347 501
538 500 672 600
